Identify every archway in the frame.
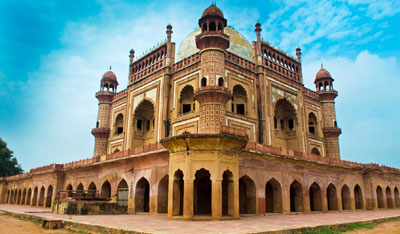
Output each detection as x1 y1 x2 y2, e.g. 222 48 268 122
394 187 399 208
180 85 195 115
135 177 150 212
311 148 320 156
232 85 247 115
194 169 212 215
172 170 184 216
386 186 393 208
157 175 169 214
17 189 22 204
290 180 304 212
327 183 338 211
133 99 155 147
308 112 318 135
341 185 351 210
114 113 124 135
354 184 363 209
274 98 298 150
77 183 84 196
6 190 9 203
66 184 73 197
222 170 234 216
38 186 45 206
309 182 322 211
32 187 38 206
22 189 26 205
265 178 283 213
376 186 384 208
27 188 32 205
88 182 96 198
46 185 53 207
101 181 111 199
117 179 129 207
239 175 256 214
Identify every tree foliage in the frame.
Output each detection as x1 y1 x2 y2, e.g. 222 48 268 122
0 138 23 177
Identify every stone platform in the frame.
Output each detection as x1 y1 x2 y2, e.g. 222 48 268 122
1 204 400 234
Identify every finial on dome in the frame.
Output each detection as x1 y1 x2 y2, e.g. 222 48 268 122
321 62 324 69
109 66 112 71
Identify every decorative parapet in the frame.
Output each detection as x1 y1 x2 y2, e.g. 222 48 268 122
245 142 400 174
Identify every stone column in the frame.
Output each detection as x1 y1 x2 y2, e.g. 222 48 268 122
183 179 193 219
212 179 222 219
321 190 328 212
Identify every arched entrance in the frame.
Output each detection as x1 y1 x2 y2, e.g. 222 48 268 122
88 182 96 198
17 189 21 204
66 184 73 197
77 183 84 196
133 99 155 147
117 179 129 207
22 189 26 205
157 175 169 214
194 169 212 215
354 184 363 209
222 170 234 216
265 178 282 213
309 182 322 211
172 170 184 216
10 190 13 204
46 185 53 207
239 175 256 214
135 177 150 212
327 183 338 211
27 188 32 205
386 186 393 208
6 190 9 203
394 187 400 208
32 187 38 206
376 186 384 208
38 186 45 206
290 180 303 212
341 185 351 210
101 181 111 199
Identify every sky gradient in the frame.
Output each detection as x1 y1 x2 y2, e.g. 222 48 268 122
1 0 399 171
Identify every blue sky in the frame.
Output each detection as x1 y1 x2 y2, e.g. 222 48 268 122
0 0 399 171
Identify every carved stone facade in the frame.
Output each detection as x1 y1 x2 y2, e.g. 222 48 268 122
1 4 400 220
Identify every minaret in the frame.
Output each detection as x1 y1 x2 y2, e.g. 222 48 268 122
194 4 231 134
91 68 118 158
315 65 341 159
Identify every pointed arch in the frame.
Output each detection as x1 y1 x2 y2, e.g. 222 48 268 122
66 184 73 197
327 183 338 211
180 85 195 114
32 187 38 206
133 99 155 147
135 177 150 212
239 175 256 214
157 175 169 214
117 179 129 207
265 178 283 213
386 186 394 208
114 113 124 135
38 186 45 206
232 85 247 115
17 189 22 204
341 185 351 210
394 187 399 208
172 170 184 216
309 182 322 211
194 169 212 215
354 184 363 209
22 188 27 205
308 112 318 135
311 148 321 156
222 170 235 216
101 181 111 199
88 182 97 198
46 185 53 207
376 186 384 208
26 188 32 205
290 180 303 212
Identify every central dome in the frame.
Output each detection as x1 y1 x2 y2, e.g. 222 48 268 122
176 26 253 62
201 4 224 18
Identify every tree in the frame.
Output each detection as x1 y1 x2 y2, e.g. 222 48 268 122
0 138 23 177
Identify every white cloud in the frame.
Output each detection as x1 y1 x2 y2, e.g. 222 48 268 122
303 51 400 168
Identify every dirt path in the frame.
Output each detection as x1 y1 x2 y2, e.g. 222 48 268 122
346 221 400 234
0 213 84 234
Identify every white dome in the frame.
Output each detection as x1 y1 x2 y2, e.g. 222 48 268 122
176 26 253 62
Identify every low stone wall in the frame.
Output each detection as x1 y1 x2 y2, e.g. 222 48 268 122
52 201 127 215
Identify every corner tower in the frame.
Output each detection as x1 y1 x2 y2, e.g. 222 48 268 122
315 65 341 159
91 69 118 158
195 4 231 134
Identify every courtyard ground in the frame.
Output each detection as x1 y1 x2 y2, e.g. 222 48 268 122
1 204 400 234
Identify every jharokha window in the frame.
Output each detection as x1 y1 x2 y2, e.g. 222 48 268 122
274 98 296 132
231 85 247 116
114 113 124 135
180 85 195 115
